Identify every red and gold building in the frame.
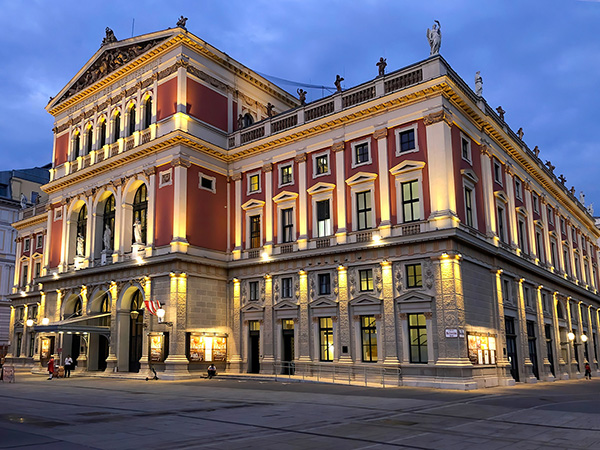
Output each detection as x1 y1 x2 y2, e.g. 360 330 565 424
6 24 600 388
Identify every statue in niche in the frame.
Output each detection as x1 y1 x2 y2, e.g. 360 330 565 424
297 88 307 105
475 71 483 97
376 57 387 77
237 114 243 130
334 75 344 93
101 27 117 46
426 20 442 56
76 234 85 257
134 218 143 245
177 16 188 30
103 224 112 251
496 106 505 121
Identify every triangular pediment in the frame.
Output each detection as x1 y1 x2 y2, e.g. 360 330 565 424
241 303 264 313
273 191 299 204
274 300 299 311
395 292 434 303
345 172 378 186
31 252 43 259
310 297 338 308
51 30 174 107
349 294 381 306
307 182 336 195
241 199 266 210
461 168 479 183
495 190 508 203
389 160 426 176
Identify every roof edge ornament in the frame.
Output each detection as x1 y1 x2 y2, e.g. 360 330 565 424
101 27 118 47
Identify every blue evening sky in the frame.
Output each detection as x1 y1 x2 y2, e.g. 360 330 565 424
0 1 598 208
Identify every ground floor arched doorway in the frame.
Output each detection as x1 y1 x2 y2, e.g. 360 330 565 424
129 290 144 373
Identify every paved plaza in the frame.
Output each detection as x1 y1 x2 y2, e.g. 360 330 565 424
1 372 599 449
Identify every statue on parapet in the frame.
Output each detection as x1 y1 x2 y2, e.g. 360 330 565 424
297 88 307 105
426 20 442 56
587 203 594 216
377 57 387 77
177 16 188 30
266 102 274 117
101 27 117 46
475 71 483 97
334 75 344 93
496 106 505 121
579 191 585 205
517 128 524 140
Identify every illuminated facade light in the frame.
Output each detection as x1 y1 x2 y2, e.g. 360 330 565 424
567 332 575 341
26 319 34 327
41 317 49 326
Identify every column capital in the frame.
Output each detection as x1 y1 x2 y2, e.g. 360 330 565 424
262 163 273 173
143 167 155 178
373 128 387 140
332 141 345 152
171 156 191 168
231 173 242 182
423 109 453 127
294 153 307 163
480 143 492 157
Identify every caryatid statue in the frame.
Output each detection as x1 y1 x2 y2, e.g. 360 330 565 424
427 20 441 56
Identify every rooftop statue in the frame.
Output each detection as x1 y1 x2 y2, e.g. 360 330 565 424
475 71 482 97
496 106 505 121
297 88 307 106
334 75 344 93
177 16 188 30
587 203 594 215
517 128 524 140
101 27 117 46
427 20 441 56
376 57 387 77
266 102 274 117
580 191 585 205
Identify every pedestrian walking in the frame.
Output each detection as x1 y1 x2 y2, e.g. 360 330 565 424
584 362 592 380
47 356 55 380
64 355 73 378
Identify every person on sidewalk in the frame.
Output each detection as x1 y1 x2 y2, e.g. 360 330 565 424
207 364 217 379
584 362 592 380
47 357 55 380
64 355 73 378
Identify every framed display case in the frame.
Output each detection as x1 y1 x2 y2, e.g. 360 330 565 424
467 333 497 365
187 333 227 362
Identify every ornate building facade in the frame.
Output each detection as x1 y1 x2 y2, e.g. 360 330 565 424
6 24 600 389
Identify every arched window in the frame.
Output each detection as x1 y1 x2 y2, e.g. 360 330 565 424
243 113 254 128
103 195 115 250
128 105 136 136
131 290 143 311
99 120 107 147
73 298 83 317
86 127 93 154
100 294 110 313
143 97 152 129
73 132 81 159
132 185 148 245
76 205 87 256
113 112 121 142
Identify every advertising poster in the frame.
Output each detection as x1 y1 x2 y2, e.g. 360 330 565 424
150 335 163 362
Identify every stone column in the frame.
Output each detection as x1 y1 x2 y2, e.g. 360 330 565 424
336 265 351 363
296 154 308 250
261 275 274 373
228 278 242 371
375 128 392 238
297 270 310 362
424 109 457 230
171 157 190 253
516 278 536 382
43 206 53 274
479 143 497 238
59 202 69 272
535 285 553 381
333 142 347 244
263 164 273 255
524 183 536 256
104 282 119 373
163 272 191 379
381 261 398 364
176 58 188 115
565 298 580 377
139 276 152 373
6 306 15 358
492 269 514 385
55 289 63 322
551 293 568 379
504 166 518 249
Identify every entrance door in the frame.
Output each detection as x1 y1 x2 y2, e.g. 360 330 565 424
98 335 109 371
282 319 295 375
527 321 539 380
545 324 555 377
248 320 260 374
505 317 520 382
71 334 81 367
129 311 144 373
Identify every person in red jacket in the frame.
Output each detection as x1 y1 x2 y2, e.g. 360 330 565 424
47 357 55 380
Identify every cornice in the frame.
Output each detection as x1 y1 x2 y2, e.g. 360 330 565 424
12 212 48 230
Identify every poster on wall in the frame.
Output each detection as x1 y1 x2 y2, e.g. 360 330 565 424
40 338 50 360
212 337 227 361
467 333 497 365
150 335 163 362
189 335 205 362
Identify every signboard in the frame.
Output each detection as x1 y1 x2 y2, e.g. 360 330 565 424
189 335 205 362
467 333 497 365
150 335 164 362
41 338 50 360
2 365 15 383
445 328 458 338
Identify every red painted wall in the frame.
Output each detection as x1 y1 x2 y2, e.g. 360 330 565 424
154 164 174 247
186 78 228 132
156 78 177 121
186 165 227 251
49 211 62 268
54 134 69 167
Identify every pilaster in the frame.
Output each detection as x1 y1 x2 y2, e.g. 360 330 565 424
333 142 347 243
261 275 275 372
375 128 391 238
297 270 310 361
171 157 190 253
163 272 191 379
296 154 308 250
336 265 351 363
381 261 398 364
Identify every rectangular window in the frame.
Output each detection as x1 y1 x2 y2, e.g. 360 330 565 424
524 286 531 308
406 264 422 288
280 165 292 185
281 208 293 243
200 176 214 191
249 174 260 193
318 273 331 295
250 215 261 248
359 269 373 292
24 238 30 252
15 333 22 358
494 161 502 184
518 219 527 253
355 142 370 165
547 206 553 224
29 305 38 320
461 137 471 162
542 292 548 313
399 129 415 152
536 231 543 262
497 206 506 243
550 240 558 267
360 315 378 362
36 235 43 248
561 218 566 234
21 266 28 286
502 279 511 303
316 155 328 175
408 313 428 363
281 277 292 298
34 262 41 279
401 180 420 223
564 248 570 275
316 199 331 237
533 195 539 213
249 281 259 301
515 179 522 200
319 317 334 362
464 187 474 227
356 191 372 231
575 254 582 280
28 334 35 357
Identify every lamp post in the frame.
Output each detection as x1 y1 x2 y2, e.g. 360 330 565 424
156 307 173 326
562 331 588 375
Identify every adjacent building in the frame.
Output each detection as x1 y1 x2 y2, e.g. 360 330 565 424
6 24 600 388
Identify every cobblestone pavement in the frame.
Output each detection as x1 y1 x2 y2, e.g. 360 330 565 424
1 372 599 449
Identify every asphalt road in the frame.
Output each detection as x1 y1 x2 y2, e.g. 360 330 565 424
1 373 599 449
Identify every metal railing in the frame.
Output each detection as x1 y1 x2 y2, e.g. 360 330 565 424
273 362 401 388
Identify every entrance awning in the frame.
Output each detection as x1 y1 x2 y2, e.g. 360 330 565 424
34 313 111 335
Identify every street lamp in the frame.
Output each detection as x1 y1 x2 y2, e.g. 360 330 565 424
26 319 34 327
41 317 49 326
156 307 173 326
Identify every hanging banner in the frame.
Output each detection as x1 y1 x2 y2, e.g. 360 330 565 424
144 298 161 316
